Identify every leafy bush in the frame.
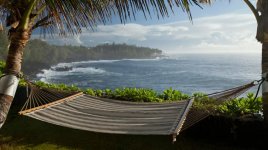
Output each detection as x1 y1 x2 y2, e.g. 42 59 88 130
216 93 262 117
192 92 218 112
84 88 96 96
159 88 190 101
111 88 161 102
34 81 81 92
86 88 162 102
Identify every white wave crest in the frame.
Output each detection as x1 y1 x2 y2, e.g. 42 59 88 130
36 66 123 82
70 67 106 74
52 58 163 69
52 59 121 68
36 58 163 81
37 67 106 77
122 57 164 62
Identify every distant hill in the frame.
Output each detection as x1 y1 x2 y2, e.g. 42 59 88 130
0 31 162 75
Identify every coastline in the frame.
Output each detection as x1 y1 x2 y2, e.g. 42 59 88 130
26 56 164 79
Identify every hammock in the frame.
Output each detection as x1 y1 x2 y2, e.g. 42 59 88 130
18 81 256 142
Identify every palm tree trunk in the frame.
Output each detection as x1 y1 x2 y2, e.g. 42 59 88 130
0 28 31 128
262 2 268 123
263 43 268 123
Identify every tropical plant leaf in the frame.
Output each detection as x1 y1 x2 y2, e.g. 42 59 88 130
1 0 203 36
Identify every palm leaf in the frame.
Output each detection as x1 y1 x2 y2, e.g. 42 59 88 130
1 0 203 35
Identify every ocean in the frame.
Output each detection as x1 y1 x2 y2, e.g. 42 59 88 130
36 53 261 95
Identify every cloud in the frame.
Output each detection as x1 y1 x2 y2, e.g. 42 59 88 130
35 12 261 53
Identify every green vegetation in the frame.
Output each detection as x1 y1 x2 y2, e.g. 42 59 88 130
0 0 265 149
0 31 162 75
218 93 262 117
85 87 190 102
191 92 217 112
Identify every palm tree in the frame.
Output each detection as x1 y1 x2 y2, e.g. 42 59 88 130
0 0 201 128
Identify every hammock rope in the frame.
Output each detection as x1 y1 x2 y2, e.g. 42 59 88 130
181 81 258 132
19 81 83 115
18 80 259 142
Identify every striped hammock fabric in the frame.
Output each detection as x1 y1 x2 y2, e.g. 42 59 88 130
21 93 193 142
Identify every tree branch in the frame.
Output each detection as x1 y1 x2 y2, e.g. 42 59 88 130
243 0 261 24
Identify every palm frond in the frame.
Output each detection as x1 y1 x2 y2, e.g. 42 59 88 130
198 0 212 4
2 0 203 36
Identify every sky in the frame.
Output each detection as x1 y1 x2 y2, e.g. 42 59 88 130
36 0 261 54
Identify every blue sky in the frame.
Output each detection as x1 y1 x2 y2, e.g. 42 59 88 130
37 0 261 54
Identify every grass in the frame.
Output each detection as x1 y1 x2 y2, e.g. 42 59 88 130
0 115 261 150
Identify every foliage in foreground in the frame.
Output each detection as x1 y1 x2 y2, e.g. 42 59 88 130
0 61 263 118
217 93 262 117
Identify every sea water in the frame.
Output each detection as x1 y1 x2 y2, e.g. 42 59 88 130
36 53 261 95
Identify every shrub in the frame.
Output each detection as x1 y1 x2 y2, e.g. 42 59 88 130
84 88 96 96
110 88 161 102
159 88 190 101
192 92 218 112
216 93 262 117
34 81 81 92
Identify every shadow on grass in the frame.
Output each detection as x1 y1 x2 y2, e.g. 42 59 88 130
0 116 192 150
1 112 265 150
